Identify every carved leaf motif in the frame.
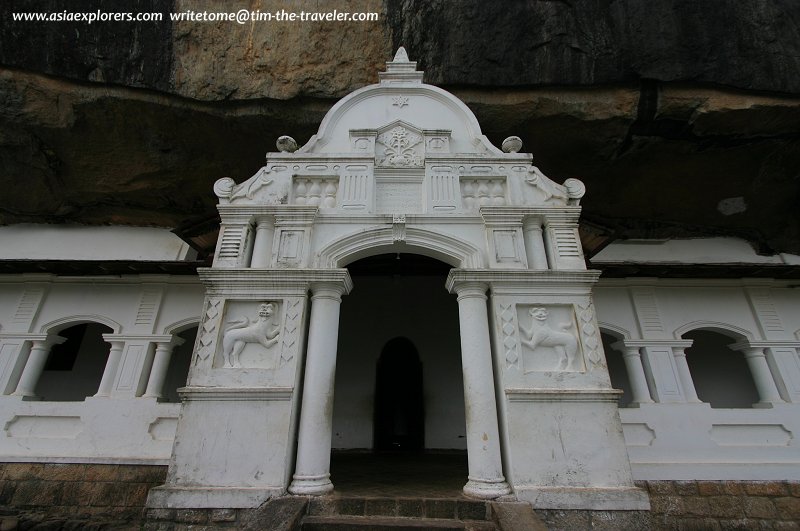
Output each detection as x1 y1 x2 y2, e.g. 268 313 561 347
197 298 222 361
577 302 603 368
281 299 302 365
499 303 519 368
377 126 423 167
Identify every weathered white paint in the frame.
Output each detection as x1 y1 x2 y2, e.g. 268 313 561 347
594 237 800 265
0 225 195 261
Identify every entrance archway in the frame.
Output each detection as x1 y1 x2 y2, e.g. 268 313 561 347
330 253 467 495
374 337 424 452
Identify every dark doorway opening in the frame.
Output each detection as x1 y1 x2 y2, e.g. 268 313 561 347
374 337 425 452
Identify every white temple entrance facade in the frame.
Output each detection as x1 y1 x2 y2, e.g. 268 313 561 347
146 48 648 510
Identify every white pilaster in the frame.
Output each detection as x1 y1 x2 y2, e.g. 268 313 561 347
289 280 351 495
143 337 185 399
250 216 275 268
615 342 654 405
671 345 702 403
95 339 125 397
731 343 785 405
12 335 66 398
523 217 549 269
451 281 510 499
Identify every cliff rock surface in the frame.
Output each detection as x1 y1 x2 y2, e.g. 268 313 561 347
1 0 798 254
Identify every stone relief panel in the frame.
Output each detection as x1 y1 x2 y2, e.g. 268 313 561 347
293 176 339 209
217 301 282 369
517 305 585 373
376 125 424 168
460 177 507 210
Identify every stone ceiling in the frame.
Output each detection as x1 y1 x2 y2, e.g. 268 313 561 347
0 0 798 256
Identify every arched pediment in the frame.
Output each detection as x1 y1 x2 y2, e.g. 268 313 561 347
297 49 501 157
40 314 122 334
673 320 754 341
316 225 484 269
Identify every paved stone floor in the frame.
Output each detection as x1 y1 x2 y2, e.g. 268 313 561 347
329 451 469 498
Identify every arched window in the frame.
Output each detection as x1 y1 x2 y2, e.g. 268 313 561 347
36 323 114 401
683 330 759 408
601 332 633 407
161 326 197 403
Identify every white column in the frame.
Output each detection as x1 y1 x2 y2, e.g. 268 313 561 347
615 343 653 405
523 217 549 269
143 338 184 399
671 346 702 403
737 346 785 404
12 336 66 398
453 281 510 499
289 282 347 495
250 217 274 268
95 340 125 397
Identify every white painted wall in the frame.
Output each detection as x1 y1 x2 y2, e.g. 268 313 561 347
595 278 800 480
0 274 203 462
593 237 799 264
0 224 195 261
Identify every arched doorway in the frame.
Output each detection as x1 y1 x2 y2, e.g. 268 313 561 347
330 253 467 495
374 337 424 452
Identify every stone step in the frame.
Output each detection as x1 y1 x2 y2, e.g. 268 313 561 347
307 496 490 521
301 514 497 531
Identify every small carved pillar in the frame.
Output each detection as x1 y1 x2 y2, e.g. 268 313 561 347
613 342 654 405
12 335 66 398
250 216 275 268
449 281 510 499
731 343 785 405
671 346 702 403
143 338 185 399
522 216 549 269
95 339 126 397
289 278 352 495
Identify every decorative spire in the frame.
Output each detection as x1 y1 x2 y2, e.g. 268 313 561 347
380 47 423 84
393 46 410 63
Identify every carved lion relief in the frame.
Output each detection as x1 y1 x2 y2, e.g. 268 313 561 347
517 305 585 373
219 302 282 369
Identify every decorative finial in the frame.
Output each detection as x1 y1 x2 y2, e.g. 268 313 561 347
393 47 410 63
380 47 423 83
502 136 523 153
276 135 298 153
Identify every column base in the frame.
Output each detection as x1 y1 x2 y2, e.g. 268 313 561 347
288 473 334 495
463 476 511 499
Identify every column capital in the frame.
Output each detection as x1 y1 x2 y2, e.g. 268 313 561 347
309 278 353 301
448 281 488 299
155 337 186 350
623 339 694 349
730 343 766 358
611 341 640 357
32 334 67 350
